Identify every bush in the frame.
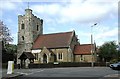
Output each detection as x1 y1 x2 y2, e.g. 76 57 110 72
110 59 119 64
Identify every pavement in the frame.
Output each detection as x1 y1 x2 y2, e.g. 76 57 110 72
1 69 23 79
104 74 120 77
0 68 120 79
1 68 47 79
1 73 23 79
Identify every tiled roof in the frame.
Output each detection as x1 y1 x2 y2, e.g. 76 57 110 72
19 52 35 59
74 44 93 55
32 31 73 49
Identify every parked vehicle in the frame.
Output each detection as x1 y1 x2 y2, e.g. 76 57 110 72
109 62 120 70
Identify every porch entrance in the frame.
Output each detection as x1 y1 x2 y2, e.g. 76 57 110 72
54 54 57 62
43 54 47 63
18 52 35 68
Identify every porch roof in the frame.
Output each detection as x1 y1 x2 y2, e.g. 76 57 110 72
18 52 35 59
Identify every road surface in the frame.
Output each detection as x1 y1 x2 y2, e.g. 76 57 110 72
16 67 120 79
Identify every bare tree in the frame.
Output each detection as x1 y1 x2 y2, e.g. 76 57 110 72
0 20 13 44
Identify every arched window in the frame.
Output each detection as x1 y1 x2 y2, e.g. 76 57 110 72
22 36 24 40
21 23 24 29
37 25 39 31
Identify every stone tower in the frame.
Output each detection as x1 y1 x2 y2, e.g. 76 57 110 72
17 8 43 64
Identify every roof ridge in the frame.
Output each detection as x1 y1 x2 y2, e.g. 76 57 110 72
42 31 73 36
80 44 93 45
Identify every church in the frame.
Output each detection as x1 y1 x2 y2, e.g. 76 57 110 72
17 8 97 68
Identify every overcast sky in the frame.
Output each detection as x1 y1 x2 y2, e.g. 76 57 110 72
0 0 119 46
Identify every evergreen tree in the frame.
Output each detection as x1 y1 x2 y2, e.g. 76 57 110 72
98 41 118 62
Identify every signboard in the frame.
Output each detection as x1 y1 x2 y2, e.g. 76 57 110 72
7 61 14 74
116 45 120 51
54 62 59 64
32 49 41 53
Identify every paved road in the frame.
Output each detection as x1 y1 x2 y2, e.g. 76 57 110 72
2 67 120 79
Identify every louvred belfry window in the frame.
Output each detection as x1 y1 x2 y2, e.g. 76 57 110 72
21 23 24 29
22 36 24 40
37 25 39 31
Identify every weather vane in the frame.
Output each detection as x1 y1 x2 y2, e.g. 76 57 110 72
28 2 29 9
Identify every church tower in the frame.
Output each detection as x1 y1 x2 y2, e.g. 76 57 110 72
17 8 43 64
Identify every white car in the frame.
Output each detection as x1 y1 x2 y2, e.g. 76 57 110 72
109 62 120 70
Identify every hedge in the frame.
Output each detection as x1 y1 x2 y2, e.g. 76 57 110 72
2 62 110 69
28 62 110 68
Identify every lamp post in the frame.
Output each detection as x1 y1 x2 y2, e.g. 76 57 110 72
91 23 97 67
116 43 120 62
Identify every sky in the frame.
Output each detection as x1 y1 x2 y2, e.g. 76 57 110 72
0 0 119 46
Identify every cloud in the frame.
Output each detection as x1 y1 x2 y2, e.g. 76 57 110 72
0 0 25 14
0 1 17 10
95 27 118 40
77 31 90 37
31 4 61 15
60 1 118 23
30 0 118 24
75 24 118 46
2 0 119 2
2 0 118 45
47 27 56 31
96 41 105 46
82 0 119 3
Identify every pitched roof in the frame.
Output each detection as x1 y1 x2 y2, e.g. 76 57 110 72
74 44 93 55
18 52 35 59
32 31 74 49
